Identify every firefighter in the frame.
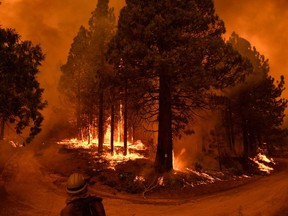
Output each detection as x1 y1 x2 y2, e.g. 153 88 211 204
60 173 106 216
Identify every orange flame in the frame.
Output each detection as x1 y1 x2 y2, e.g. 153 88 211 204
173 148 187 171
250 153 274 174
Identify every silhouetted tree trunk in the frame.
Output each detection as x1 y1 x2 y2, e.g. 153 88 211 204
110 102 115 155
242 120 250 158
250 130 258 156
225 100 235 152
217 133 223 171
97 36 105 153
123 79 128 155
76 80 82 140
155 70 173 172
98 89 104 153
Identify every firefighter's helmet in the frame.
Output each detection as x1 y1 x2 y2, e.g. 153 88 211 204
66 173 87 194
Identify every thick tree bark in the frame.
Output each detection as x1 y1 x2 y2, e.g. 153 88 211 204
155 70 173 173
123 79 128 156
110 102 115 155
98 89 104 153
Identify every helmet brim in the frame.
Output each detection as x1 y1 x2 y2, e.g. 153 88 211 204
66 182 87 194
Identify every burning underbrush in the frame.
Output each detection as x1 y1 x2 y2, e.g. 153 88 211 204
54 139 277 198
248 152 276 174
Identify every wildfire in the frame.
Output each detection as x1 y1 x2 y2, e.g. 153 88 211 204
57 136 147 170
250 153 275 174
186 168 217 182
173 148 187 171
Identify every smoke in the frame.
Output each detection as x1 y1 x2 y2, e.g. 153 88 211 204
214 0 288 98
0 0 125 140
0 0 287 141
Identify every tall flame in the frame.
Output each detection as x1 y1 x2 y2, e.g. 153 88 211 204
173 148 187 171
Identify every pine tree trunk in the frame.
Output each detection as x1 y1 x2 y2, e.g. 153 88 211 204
250 131 258 156
123 79 128 156
226 101 235 152
110 102 115 155
98 89 104 153
242 120 250 158
155 70 173 173
77 72 82 140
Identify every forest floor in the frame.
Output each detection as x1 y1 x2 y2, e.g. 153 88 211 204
39 139 263 199
0 139 287 215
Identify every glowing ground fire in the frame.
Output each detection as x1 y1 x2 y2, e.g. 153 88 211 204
250 153 275 174
57 136 147 170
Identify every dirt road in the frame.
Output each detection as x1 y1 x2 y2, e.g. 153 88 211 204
103 160 288 216
1 145 288 216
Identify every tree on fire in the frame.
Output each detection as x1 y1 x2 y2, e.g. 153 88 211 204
227 33 288 158
88 0 115 152
108 0 250 172
59 0 115 153
0 28 47 143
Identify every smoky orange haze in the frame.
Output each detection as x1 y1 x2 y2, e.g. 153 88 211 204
0 0 125 138
0 0 287 136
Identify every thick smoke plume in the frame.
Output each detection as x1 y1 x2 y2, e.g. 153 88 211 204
214 0 288 98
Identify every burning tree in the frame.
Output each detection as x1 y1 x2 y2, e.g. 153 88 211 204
226 33 288 158
0 28 47 143
59 0 116 153
108 0 250 172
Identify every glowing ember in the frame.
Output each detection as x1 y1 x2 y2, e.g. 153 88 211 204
134 176 145 182
157 176 164 186
9 140 23 148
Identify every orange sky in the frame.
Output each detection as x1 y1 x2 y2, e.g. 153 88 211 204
0 0 287 128
214 0 288 98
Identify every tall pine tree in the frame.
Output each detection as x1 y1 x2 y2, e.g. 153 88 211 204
109 0 249 172
228 33 288 157
59 0 115 153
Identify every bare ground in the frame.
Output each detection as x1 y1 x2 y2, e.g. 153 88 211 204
0 140 288 216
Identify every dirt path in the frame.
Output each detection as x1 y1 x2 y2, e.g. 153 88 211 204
101 160 288 216
1 148 66 216
1 145 288 216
